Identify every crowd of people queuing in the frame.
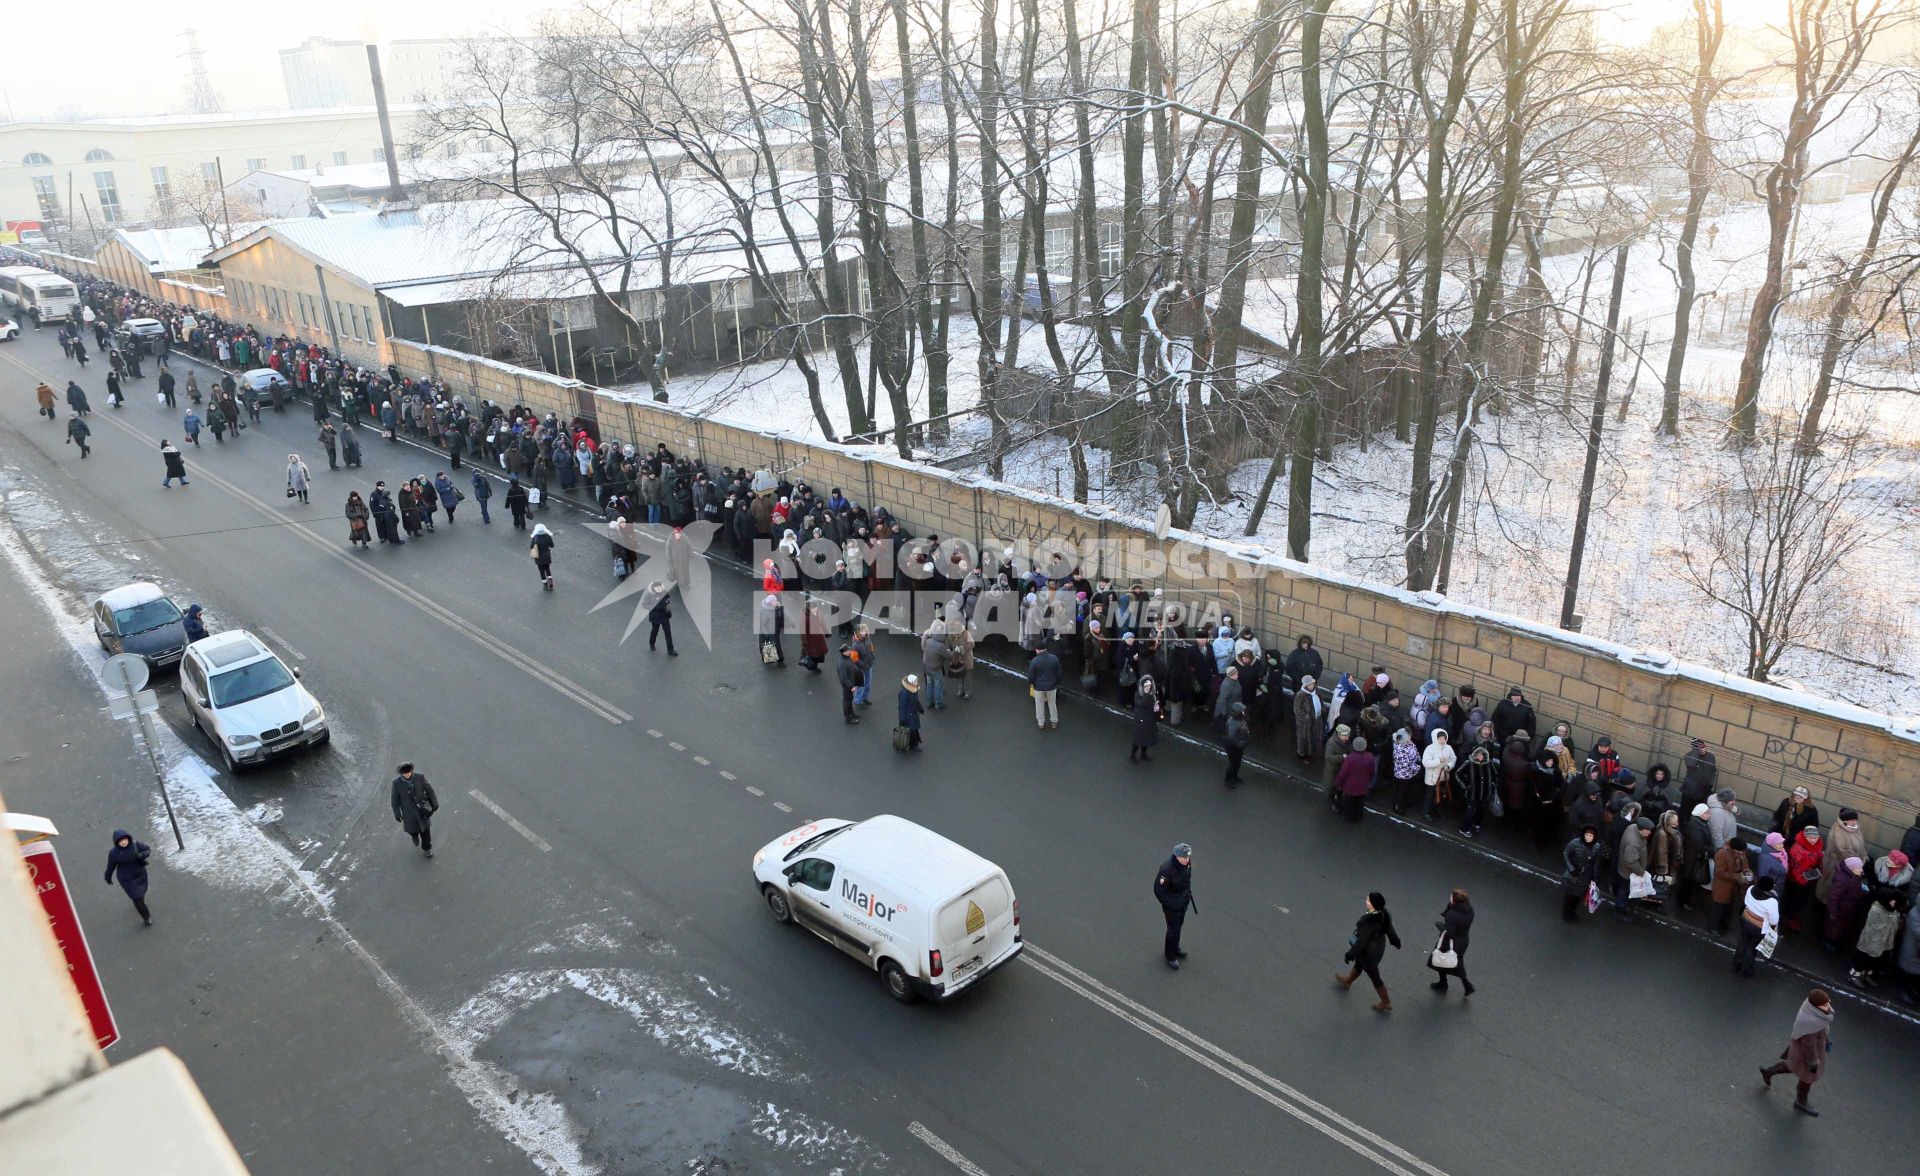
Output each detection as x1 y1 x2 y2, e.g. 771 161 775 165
20 249 1919 1009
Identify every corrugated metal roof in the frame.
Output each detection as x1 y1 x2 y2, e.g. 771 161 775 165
114 225 264 273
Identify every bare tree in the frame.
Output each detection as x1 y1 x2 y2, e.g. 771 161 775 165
1728 0 1897 442
1657 0 1726 436
1677 414 1892 682
1794 109 1920 452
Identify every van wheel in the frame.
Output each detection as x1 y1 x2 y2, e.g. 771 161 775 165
880 959 915 1003
763 885 793 924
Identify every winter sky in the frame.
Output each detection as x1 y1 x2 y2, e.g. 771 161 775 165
9 0 1808 122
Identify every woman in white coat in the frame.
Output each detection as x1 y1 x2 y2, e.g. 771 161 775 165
285 454 312 504
1420 729 1457 820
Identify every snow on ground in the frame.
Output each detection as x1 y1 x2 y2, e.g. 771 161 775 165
624 192 1920 715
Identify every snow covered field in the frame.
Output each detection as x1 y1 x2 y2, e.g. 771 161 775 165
620 192 1920 715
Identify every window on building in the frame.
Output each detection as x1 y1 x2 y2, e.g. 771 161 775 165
31 175 60 220
150 165 171 203
1098 221 1124 279
854 270 871 314
246 157 266 172
1043 225 1073 269
21 152 53 166
714 278 753 311
85 148 114 162
548 299 594 331
332 151 348 166
290 154 307 170
93 171 122 224
783 272 816 311
199 160 219 181
373 147 388 163
334 300 347 335
363 305 378 340
628 290 661 321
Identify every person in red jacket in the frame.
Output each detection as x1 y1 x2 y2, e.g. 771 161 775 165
1784 826 1825 931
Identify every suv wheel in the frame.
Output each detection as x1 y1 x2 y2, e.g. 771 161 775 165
764 885 793 924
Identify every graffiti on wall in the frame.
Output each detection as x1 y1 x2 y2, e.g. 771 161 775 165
1763 737 1859 782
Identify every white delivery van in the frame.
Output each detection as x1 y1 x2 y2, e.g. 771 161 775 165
752 815 1023 1002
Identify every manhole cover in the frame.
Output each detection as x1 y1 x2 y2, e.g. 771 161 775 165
713 682 739 694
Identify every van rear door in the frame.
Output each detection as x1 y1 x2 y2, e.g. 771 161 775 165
934 874 1015 989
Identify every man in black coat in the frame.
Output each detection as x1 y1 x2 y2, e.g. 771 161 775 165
1680 738 1719 813
836 644 862 723
104 829 153 925
1154 843 1194 969
1282 635 1322 694
645 582 677 655
390 762 440 858
1492 686 1536 745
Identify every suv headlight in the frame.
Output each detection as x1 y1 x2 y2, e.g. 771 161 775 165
226 734 261 747
303 705 324 726
753 848 767 868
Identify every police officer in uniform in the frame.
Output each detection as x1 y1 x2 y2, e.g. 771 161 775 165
1155 843 1194 969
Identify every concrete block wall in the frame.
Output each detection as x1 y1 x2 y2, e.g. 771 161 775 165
385 341 1920 851
157 280 228 315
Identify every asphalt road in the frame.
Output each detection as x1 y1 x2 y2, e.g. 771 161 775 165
3 325 1917 1175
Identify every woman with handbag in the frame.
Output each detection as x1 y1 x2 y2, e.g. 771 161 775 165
285 454 310 504
1783 826 1824 931
1562 825 1605 922
1428 889 1475 997
528 523 556 591
1734 875 1781 977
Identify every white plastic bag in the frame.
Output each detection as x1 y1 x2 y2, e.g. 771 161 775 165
1629 872 1655 901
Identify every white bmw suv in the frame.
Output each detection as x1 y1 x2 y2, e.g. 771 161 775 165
179 630 329 772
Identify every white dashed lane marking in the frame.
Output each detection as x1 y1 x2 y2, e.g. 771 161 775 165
693 755 710 765
772 802 792 812
467 789 553 853
668 741 686 752
718 770 737 781
745 786 765 797
909 1122 991 1175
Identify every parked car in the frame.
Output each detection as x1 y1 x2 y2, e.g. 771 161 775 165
91 583 188 668
179 630 328 773
752 815 1023 1003
241 368 290 395
0 314 18 342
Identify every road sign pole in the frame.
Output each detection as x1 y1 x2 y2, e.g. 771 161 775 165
137 709 184 851
105 653 183 850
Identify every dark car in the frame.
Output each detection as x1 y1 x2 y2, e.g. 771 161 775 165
241 368 291 394
93 582 189 668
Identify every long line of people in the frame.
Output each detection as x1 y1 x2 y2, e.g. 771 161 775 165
30 250 1919 1006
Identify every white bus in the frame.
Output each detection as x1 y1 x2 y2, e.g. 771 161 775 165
0 266 80 324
